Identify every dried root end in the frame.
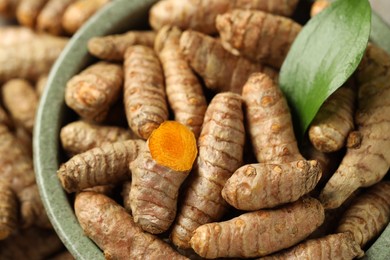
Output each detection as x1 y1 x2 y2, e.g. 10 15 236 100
346 131 362 149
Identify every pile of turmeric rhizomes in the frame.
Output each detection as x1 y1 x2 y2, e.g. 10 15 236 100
55 0 390 259
0 0 110 259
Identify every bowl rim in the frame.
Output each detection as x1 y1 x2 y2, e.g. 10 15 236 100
33 0 158 259
33 0 390 259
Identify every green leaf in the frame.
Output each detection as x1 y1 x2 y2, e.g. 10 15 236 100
321 0 390 54
279 0 371 137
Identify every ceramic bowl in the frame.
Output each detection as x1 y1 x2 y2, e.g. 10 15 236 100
33 0 389 259
34 1 158 259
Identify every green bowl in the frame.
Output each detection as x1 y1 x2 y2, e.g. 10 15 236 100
33 0 389 259
33 0 158 259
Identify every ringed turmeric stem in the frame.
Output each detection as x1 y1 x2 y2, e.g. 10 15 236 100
306 193 359 240
234 0 300 17
129 121 197 234
57 139 145 193
242 72 303 163
336 181 390 248
300 139 343 190
16 0 48 28
75 191 188 259
19 185 52 229
0 180 18 240
155 26 207 138
190 197 324 258
308 81 356 153
36 0 76 35
0 35 68 82
123 45 168 140
65 61 123 123
60 120 136 155
129 150 190 234
222 160 322 210
2 79 38 133
260 232 364 260
0 227 65 259
88 30 156 61
149 0 230 34
179 30 278 94
216 9 302 68
15 125 33 158
0 26 35 46
62 0 110 35
0 124 49 228
170 92 245 249
319 44 390 209
149 0 299 34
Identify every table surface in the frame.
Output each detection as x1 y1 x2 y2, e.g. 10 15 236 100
370 0 390 25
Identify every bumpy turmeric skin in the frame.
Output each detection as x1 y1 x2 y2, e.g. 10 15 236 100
0 227 64 259
222 160 322 210
0 26 35 46
319 44 390 209
0 125 50 229
149 0 231 34
0 181 18 240
75 191 188 260
336 181 390 248
149 0 299 34
60 120 136 155
155 26 207 138
36 0 76 35
190 197 325 259
260 232 364 260
179 30 278 94
242 72 303 164
57 139 145 193
123 45 168 140
216 9 302 68
65 61 123 123
88 30 156 61
170 92 245 249
300 138 343 192
16 0 48 28
62 0 110 35
14 125 33 158
129 149 191 234
0 35 68 82
19 185 52 229
308 81 356 153
2 79 38 133
129 121 197 234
